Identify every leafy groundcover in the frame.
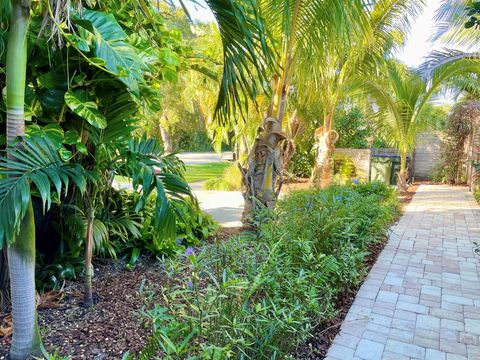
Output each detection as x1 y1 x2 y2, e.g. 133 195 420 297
130 181 399 359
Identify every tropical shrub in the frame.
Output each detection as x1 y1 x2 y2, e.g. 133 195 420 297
288 147 316 178
120 193 218 269
36 190 217 289
335 107 387 149
475 188 480 204
432 99 478 184
131 182 398 359
176 131 214 152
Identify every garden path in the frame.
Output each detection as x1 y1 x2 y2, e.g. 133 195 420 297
326 185 480 360
177 151 234 164
177 151 243 227
192 187 243 227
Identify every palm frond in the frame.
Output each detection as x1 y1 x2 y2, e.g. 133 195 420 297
433 0 480 50
420 49 480 76
121 136 192 241
0 136 86 246
194 0 276 125
418 50 480 113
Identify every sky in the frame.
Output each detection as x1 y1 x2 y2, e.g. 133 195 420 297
397 0 444 67
185 0 446 68
181 0 215 22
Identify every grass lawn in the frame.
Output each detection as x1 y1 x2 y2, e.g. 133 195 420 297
114 162 230 184
184 162 230 183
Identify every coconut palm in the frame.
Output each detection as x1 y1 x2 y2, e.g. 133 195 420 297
229 0 371 218
301 0 425 187
361 57 480 191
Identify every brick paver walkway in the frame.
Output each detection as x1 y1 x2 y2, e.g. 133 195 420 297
326 185 480 360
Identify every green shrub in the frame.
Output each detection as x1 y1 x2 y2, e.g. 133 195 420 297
131 182 398 359
36 190 218 289
475 188 480 204
176 131 213 152
204 164 242 191
288 148 316 178
117 193 218 269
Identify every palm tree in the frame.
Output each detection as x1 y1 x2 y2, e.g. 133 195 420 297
301 0 425 187
234 0 369 217
361 57 480 191
2 1 43 358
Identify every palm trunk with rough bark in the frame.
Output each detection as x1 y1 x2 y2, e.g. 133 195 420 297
282 110 301 171
159 115 173 153
314 113 338 188
240 117 286 222
83 209 95 307
6 1 42 358
240 0 301 223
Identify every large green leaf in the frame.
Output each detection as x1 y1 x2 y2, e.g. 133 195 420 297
0 136 86 246
75 9 146 94
120 136 191 240
36 88 66 115
64 90 107 129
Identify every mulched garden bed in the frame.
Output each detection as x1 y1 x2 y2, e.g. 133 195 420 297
0 227 242 359
0 185 415 359
1 256 167 359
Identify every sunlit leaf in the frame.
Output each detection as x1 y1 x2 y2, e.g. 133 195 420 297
65 90 107 129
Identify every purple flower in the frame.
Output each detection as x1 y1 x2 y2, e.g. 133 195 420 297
185 247 195 256
335 195 342 202
353 179 360 185
187 280 194 288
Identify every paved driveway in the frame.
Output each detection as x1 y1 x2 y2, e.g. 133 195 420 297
326 185 480 360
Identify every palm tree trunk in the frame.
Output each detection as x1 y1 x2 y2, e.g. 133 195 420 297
0 246 10 313
83 209 95 307
6 1 42 358
159 114 173 153
8 202 41 359
398 151 408 192
241 118 286 221
314 113 338 188
240 0 301 222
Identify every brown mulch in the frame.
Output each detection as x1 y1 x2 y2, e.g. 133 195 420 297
294 183 418 359
0 257 168 359
399 183 420 209
0 185 417 359
0 227 243 360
